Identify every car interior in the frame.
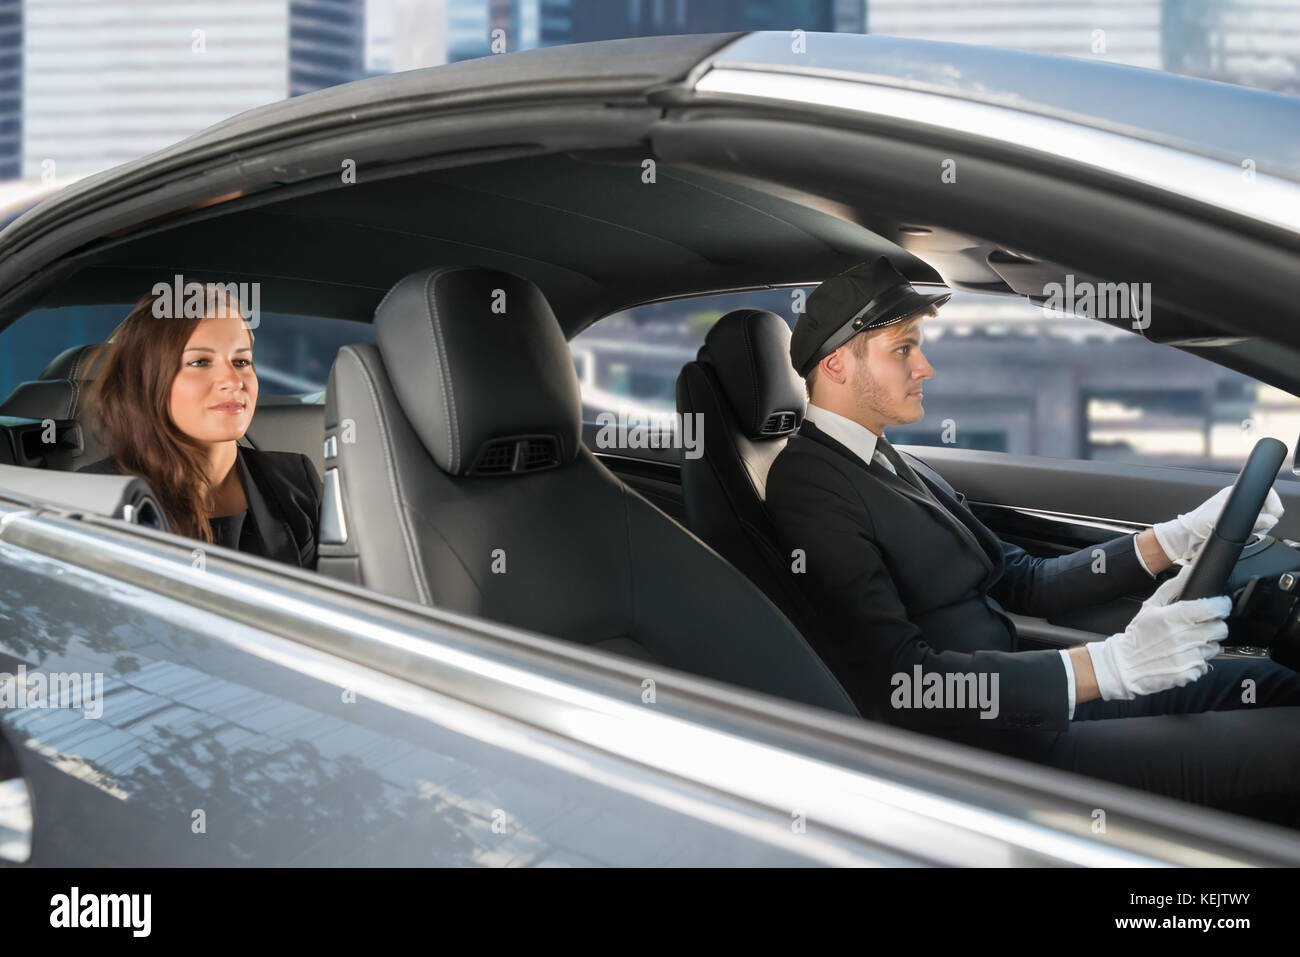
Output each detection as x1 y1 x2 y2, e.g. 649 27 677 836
4 146 1300 716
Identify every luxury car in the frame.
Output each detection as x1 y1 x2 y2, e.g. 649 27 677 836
2 31 1300 866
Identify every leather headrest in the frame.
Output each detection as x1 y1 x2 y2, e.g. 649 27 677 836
373 266 581 476
39 343 109 382
698 309 806 439
0 379 78 420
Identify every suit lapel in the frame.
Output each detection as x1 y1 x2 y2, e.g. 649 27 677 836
798 421 995 574
907 457 1006 566
235 446 300 566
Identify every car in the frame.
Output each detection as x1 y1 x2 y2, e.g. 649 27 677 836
2 30 1300 866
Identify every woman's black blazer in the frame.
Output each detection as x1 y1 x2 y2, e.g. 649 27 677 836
78 444 322 569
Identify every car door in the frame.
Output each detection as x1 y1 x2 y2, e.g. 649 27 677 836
6 477 1296 864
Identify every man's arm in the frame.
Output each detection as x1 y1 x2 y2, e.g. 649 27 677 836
990 532 1162 619
767 456 1072 732
1135 527 1174 576
1066 645 1100 706
1001 531 1164 715
911 456 1166 616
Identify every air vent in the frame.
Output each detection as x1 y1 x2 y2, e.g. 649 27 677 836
473 442 516 474
122 494 166 530
468 435 561 476
760 411 798 436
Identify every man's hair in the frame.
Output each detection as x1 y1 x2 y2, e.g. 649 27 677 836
803 309 933 401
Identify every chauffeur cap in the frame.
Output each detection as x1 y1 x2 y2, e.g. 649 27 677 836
790 257 952 377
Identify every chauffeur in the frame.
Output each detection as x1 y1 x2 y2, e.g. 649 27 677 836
764 256 1300 824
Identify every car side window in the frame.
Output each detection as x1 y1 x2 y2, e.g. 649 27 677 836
572 287 1300 475
0 305 376 401
571 287 812 464
883 292 1299 475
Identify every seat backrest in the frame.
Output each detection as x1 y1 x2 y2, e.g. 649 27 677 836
246 396 325 475
675 309 819 635
320 266 858 717
0 344 112 469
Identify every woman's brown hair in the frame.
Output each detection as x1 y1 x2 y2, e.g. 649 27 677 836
87 288 253 544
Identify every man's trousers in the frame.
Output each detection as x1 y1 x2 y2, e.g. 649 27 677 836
940 656 1300 828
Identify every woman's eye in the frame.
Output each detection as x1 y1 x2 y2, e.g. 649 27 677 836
897 346 910 356
186 358 253 367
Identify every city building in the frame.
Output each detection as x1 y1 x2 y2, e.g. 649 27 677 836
570 0 847 41
21 0 364 180
0 0 17 179
443 0 572 62
866 0 1300 92
866 0 1163 69
1162 0 1300 93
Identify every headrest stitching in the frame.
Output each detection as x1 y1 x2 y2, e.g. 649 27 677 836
423 271 461 474
67 347 90 418
741 311 760 434
373 275 406 317
347 347 433 606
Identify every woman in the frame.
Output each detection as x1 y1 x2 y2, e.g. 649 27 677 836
79 287 322 570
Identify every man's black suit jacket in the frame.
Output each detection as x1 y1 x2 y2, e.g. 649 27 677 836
765 419 1155 733
79 444 322 570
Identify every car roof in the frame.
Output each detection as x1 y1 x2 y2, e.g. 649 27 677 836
48 151 937 336
712 33 1300 181
2 32 1295 341
1 31 745 246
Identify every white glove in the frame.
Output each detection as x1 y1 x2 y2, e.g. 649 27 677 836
1085 563 1230 701
1152 485 1283 566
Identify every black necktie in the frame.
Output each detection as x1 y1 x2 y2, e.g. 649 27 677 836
875 435 929 497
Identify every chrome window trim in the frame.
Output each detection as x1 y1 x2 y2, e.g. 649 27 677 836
693 69 1300 237
2 503 1296 865
970 501 1148 537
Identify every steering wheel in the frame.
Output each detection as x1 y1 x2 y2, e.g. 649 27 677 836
1179 437 1289 601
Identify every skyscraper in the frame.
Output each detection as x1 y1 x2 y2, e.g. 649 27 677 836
21 0 365 181
0 0 19 179
291 0 367 95
445 0 572 62
570 0 840 41
866 0 1163 69
1162 0 1300 93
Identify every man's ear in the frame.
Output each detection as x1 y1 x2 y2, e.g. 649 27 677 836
820 348 850 386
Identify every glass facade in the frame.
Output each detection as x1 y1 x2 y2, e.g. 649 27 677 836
290 0 367 96
0 0 18 180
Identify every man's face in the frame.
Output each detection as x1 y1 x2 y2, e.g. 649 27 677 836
847 320 935 428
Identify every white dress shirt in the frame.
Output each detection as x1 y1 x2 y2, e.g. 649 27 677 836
802 402 1154 720
802 403 896 477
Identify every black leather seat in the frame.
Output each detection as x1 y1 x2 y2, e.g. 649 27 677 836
0 344 111 468
319 265 858 717
675 309 818 635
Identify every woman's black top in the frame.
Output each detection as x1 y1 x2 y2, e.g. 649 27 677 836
209 509 262 555
78 445 322 569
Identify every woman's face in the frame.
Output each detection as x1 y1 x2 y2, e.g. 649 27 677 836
168 313 258 444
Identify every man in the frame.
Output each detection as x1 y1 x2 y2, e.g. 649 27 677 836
765 256 1300 824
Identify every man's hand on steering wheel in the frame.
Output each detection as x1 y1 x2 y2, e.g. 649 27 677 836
1152 485 1284 566
1087 563 1231 701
